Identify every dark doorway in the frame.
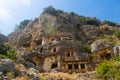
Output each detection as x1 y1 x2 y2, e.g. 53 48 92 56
67 52 70 57
51 39 54 41
74 64 79 69
40 48 43 53
80 64 85 69
68 64 72 70
51 63 58 69
53 47 57 52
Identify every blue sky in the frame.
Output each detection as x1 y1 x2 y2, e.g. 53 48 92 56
0 0 120 35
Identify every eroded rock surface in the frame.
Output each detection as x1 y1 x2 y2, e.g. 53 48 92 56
7 7 120 78
0 59 14 73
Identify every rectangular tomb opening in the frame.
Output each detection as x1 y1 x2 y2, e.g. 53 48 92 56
80 64 85 69
51 63 58 69
74 64 79 69
68 64 72 70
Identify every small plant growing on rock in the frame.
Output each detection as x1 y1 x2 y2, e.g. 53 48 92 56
114 56 120 61
84 46 91 53
85 17 100 26
114 30 120 38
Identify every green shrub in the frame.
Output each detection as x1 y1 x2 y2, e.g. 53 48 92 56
114 30 120 38
85 17 100 26
0 43 16 61
7 49 16 61
0 43 10 55
43 6 57 15
57 10 64 14
96 60 120 80
84 46 91 53
106 37 115 43
0 54 8 59
96 60 111 79
79 16 86 24
114 56 120 61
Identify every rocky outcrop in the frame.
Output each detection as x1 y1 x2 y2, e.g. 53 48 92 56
113 44 120 57
0 59 14 73
91 40 111 53
0 33 8 43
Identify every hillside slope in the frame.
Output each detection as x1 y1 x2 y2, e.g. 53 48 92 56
5 6 120 79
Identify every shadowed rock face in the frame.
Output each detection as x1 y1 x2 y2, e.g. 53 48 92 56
0 33 8 43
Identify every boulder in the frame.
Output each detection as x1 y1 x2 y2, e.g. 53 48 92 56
91 42 98 53
113 44 120 57
0 59 14 73
91 40 110 53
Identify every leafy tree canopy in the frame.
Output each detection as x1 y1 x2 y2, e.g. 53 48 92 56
43 6 57 15
0 43 16 61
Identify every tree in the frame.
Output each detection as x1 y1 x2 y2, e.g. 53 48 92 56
43 6 57 15
57 10 64 14
0 43 16 61
85 17 100 26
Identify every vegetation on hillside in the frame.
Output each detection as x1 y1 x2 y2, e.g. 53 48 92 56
114 30 120 38
43 6 57 15
96 57 120 80
43 6 120 27
0 43 16 61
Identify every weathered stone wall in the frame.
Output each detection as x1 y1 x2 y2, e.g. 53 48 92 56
42 55 61 71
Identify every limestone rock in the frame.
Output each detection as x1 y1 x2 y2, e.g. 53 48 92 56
7 7 120 74
91 40 110 53
113 44 120 57
0 59 14 73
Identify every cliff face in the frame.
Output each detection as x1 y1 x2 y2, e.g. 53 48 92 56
0 33 8 43
7 7 120 74
8 13 118 49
